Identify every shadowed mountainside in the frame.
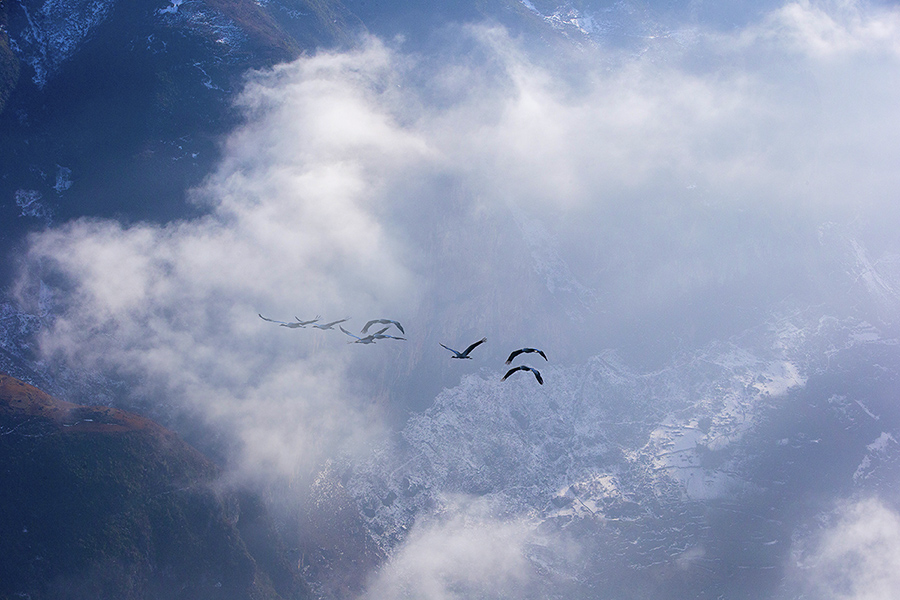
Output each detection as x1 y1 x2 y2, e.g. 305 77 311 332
0 373 310 600
0 2 20 115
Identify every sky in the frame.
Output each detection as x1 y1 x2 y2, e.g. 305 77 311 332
11 1 900 597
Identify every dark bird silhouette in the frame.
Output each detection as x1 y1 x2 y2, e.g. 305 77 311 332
340 325 386 344
440 337 487 359
501 365 544 385
505 347 548 365
313 318 350 330
259 313 319 329
371 331 406 341
362 319 405 335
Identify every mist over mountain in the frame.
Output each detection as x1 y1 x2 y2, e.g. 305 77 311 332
3 1 900 599
0 373 311 599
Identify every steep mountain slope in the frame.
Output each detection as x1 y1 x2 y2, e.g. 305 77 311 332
339 318 900 599
337 230 900 599
0 2 20 114
0 373 310 600
0 0 366 285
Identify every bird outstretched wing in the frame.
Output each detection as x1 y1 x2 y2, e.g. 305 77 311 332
505 348 548 364
505 349 523 364
501 366 521 381
462 337 487 357
315 318 350 329
502 365 543 384
440 342 460 356
259 313 287 324
362 319 405 335
339 325 361 340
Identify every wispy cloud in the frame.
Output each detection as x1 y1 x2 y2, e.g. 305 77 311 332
753 0 900 57
791 497 900 600
15 40 430 483
360 496 539 600
14 1 900 490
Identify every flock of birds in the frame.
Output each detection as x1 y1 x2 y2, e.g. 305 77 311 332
258 314 547 385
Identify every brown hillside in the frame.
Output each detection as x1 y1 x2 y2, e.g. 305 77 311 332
0 373 177 435
0 373 310 600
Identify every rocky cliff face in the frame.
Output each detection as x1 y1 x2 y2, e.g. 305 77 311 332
333 229 900 599
335 316 900 599
0 373 310 600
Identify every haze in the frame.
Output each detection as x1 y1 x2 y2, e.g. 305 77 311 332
10 1 900 598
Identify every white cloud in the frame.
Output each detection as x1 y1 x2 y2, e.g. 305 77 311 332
16 40 430 483
793 498 900 600
15 1 900 488
756 0 900 58
360 497 538 600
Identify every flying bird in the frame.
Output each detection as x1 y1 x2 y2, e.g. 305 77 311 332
259 313 319 329
501 365 544 385
371 332 406 341
340 325 388 344
505 347 548 365
440 337 487 359
362 319 405 335
313 318 350 330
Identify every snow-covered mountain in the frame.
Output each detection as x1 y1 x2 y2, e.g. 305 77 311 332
4 1 900 598
8 0 115 88
329 227 900 599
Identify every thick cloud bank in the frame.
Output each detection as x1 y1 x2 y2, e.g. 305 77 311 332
16 0 900 500
792 498 900 600
360 497 540 600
